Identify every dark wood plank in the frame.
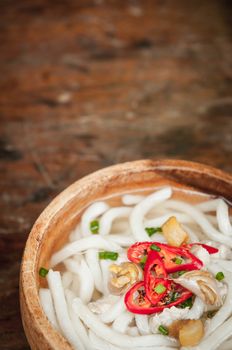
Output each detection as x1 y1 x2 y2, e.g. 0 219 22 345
0 0 232 348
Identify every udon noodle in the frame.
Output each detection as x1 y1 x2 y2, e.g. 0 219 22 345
39 187 232 350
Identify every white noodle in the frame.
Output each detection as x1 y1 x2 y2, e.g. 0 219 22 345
184 297 205 320
100 259 111 295
39 288 60 332
112 311 134 333
99 207 132 236
182 224 200 242
88 295 120 315
147 206 173 218
71 275 80 295
135 314 150 335
89 330 123 350
147 233 167 243
185 222 205 241
90 330 176 350
61 271 73 289
205 215 218 225
64 258 94 303
73 253 83 263
50 235 122 267
215 259 232 271
85 248 104 293
145 213 193 228
127 326 140 336
220 339 232 350
100 294 126 323
163 200 232 247
47 270 85 350
196 199 220 212
79 259 95 304
122 194 145 205
81 201 109 237
64 258 80 275
130 187 172 241
73 297 178 348
65 289 94 350
217 200 232 236
105 234 136 247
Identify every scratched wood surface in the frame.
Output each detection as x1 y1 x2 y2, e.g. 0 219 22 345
0 0 232 349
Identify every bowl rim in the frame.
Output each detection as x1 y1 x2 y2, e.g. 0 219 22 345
20 159 232 349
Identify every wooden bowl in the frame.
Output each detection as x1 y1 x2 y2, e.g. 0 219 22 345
20 159 232 350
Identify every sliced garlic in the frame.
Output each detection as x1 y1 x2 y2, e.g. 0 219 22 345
109 262 143 295
162 216 189 246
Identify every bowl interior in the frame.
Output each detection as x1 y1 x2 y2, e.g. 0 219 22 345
20 159 232 350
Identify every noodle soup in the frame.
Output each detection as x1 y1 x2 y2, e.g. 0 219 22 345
39 186 232 350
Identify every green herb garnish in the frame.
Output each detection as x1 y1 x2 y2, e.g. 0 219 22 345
215 271 224 281
98 251 118 261
39 267 49 278
172 257 183 265
170 291 180 302
139 255 147 268
90 220 99 234
178 270 186 276
158 325 169 336
150 244 161 252
154 284 166 294
145 227 162 237
179 297 193 309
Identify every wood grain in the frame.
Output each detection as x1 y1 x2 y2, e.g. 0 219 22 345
0 0 232 348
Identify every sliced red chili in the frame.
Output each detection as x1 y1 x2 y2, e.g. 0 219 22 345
127 242 203 273
146 277 171 304
124 281 193 315
144 250 169 304
124 282 154 314
156 243 203 273
144 250 167 279
127 242 151 264
188 243 219 254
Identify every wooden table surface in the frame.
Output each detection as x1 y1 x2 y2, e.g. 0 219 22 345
0 0 232 349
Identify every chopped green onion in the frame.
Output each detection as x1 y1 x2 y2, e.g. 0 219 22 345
158 325 169 336
179 297 193 309
154 284 166 294
172 257 183 265
150 244 161 252
139 255 147 268
140 256 147 264
145 227 162 237
39 267 49 278
90 220 99 234
178 270 186 276
139 255 148 269
98 251 118 261
215 271 224 281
